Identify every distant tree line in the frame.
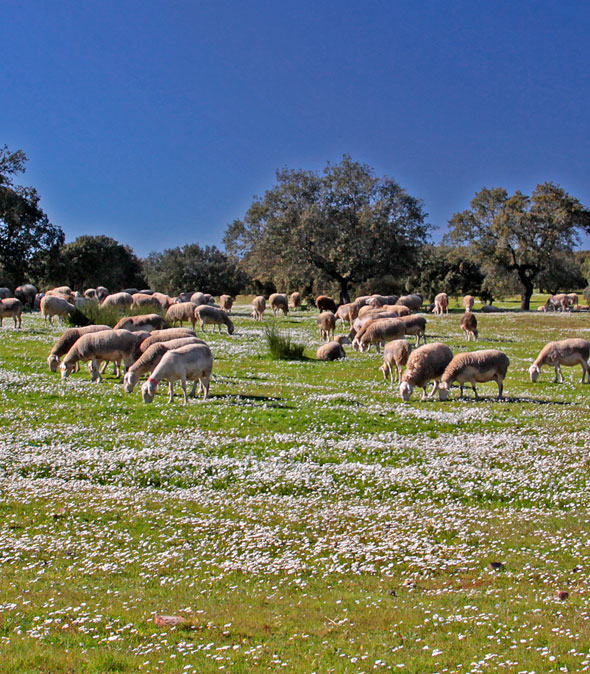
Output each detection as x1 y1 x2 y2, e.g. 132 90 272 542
2 145 590 307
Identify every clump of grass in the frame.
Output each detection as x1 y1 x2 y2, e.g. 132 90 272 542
264 321 305 360
65 307 92 327
66 302 164 328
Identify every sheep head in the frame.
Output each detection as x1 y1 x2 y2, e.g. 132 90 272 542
399 381 414 401
529 364 540 382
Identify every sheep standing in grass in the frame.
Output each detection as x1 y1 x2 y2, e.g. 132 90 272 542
379 339 412 385
138 328 197 354
316 295 337 313
350 310 402 341
0 298 23 328
132 293 162 311
399 342 453 401
336 303 359 325
269 293 289 316
195 305 234 334
114 314 167 332
40 295 75 325
219 295 234 313
251 296 266 321
317 311 336 341
60 329 143 382
141 343 214 404
316 340 347 361
151 292 173 310
101 292 133 313
397 294 423 312
399 315 427 345
529 339 590 383
165 302 198 329
463 295 475 312
0 287 12 300
123 336 205 392
439 350 509 400
460 312 478 341
434 292 449 315
47 325 111 371
289 292 301 310
354 318 406 354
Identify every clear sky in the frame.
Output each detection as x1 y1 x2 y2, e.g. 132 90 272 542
2 0 589 256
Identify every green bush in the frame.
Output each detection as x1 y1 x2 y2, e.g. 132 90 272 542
264 321 305 360
65 302 164 328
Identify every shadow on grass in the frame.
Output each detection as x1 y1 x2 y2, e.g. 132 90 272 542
208 393 293 408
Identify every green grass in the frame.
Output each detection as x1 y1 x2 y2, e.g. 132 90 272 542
1 297 590 672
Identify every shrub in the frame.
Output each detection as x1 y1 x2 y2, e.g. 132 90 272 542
264 321 305 360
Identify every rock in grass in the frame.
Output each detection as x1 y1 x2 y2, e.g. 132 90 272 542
489 561 505 571
555 590 569 601
153 614 186 627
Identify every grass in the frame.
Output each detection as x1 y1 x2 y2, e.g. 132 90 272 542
1 294 590 672
264 319 306 360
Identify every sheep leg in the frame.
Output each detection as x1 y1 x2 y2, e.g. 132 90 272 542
429 380 440 398
189 381 198 397
168 381 174 403
497 379 504 399
201 373 210 400
472 382 479 400
558 365 565 383
554 365 560 383
460 383 464 397
582 360 590 384
90 359 101 382
180 378 188 405
420 387 428 401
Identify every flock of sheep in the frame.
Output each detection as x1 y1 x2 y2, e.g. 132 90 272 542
2 283 589 404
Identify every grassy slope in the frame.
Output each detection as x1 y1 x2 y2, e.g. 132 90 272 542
1 297 590 673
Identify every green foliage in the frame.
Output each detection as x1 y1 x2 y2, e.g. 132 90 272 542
413 244 486 301
143 243 249 296
67 303 158 328
264 321 305 360
536 251 585 294
64 307 92 327
224 155 430 303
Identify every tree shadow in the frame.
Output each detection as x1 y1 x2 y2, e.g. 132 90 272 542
208 393 292 409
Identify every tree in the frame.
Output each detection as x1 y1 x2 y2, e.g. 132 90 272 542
536 251 585 295
446 183 590 310
0 145 64 287
46 235 146 291
223 156 430 304
143 243 249 296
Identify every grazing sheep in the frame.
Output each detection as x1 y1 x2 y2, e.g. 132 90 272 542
138 328 197 353
101 292 133 312
47 325 111 371
352 296 371 310
481 304 502 313
399 342 453 401
60 329 142 382
354 318 406 354
269 293 289 316
399 315 427 345
132 293 163 311
151 292 173 310
0 287 12 299
316 295 337 313
114 314 167 332
317 311 337 341
388 304 411 317
397 294 423 312
434 292 449 315
195 305 235 334
379 339 412 385
84 288 97 300
336 303 359 325
251 296 266 321
333 334 351 345
439 350 509 400
461 312 478 341
289 292 301 309
316 340 346 361
529 339 590 384
14 284 37 309
369 294 399 308
96 286 109 301
141 343 214 404
190 292 208 306
0 298 23 328
463 295 475 312
123 336 205 392
165 302 198 329
40 295 75 325
220 295 234 313
350 310 402 340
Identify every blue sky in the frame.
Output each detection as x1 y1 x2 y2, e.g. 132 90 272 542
3 0 589 256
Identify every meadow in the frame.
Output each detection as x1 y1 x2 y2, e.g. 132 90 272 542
1 297 590 673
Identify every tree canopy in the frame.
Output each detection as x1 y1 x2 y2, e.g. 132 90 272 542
0 145 64 287
446 183 590 310
223 156 430 303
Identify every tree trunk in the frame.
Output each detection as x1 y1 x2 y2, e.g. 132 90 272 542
338 278 351 305
520 279 534 311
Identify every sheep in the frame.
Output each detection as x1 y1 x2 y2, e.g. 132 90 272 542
47 325 111 371
397 294 423 311
354 318 406 354
96 286 109 301
138 328 198 353
14 283 37 309
141 343 214 404
60 329 143 382
461 312 478 341
195 305 235 334
132 293 163 311
463 295 475 312
190 292 208 306
434 292 449 315
439 350 509 400
220 295 234 313
165 302 198 329
84 288 97 300
317 311 337 341
123 336 205 392
316 295 337 313
251 296 266 321
101 292 133 312
399 342 453 401
369 294 399 308
316 340 346 361
289 292 301 309
0 298 23 328
40 295 75 325
335 303 359 325
481 304 502 313
350 310 402 339
352 295 371 310
388 304 411 317
529 339 590 384
121 288 139 296
379 339 412 385
269 293 289 316
151 292 173 310
399 315 427 345
114 314 167 332
545 293 572 312
0 287 12 299
333 334 351 345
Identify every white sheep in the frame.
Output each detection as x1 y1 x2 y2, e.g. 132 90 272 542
251 296 266 321
138 328 197 353
114 314 167 332
165 302 198 329
399 342 453 401
219 295 234 313
439 349 510 400
398 315 427 345
0 298 23 328
100 292 133 312
397 294 423 312
460 312 478 341
47 325 111 371
434 292 449 315
132 293 162 311
354 318 406 353
141 343 214 404
194 305 235 334
335 302 359 325
529 338 590 383
317 311 336 341
40 295 75 325
379 339 412 385
463 295 475 312
269 293 289 316
289 292 301 309
316 340 346 361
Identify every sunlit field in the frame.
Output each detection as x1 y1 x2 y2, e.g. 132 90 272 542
2 297 590 673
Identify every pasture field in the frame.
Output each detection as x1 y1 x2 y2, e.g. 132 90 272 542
1 299 590 673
